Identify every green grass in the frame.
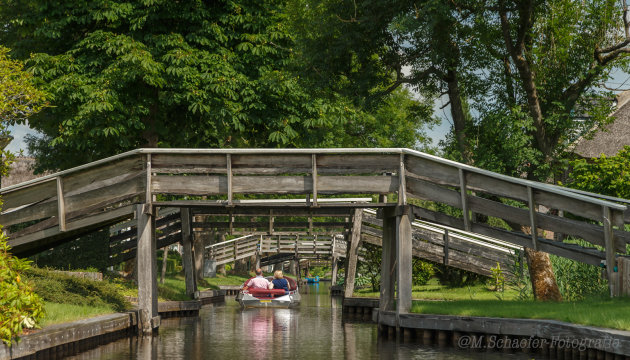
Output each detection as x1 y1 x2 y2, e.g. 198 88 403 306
40 302 114 327
411 298 630 330
353 278 520 301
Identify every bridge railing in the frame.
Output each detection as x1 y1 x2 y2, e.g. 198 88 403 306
1 148 627 281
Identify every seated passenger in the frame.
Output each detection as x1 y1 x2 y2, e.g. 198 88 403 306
269 270 289 294
244 268 270 290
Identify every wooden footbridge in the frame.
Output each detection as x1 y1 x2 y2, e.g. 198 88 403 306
1 148 628 333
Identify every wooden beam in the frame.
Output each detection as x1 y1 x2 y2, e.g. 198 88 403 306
227 154 233 205
459 169 470 231
396 209 413 316
344 208 363 298
398 154 407 205
56 177 66 232
380 207 396 312
527 186 539 251
312 154 318 206
603 206 616 297
181 208 196 297
145 154 152 204
136 204 158 334
443 229 449 265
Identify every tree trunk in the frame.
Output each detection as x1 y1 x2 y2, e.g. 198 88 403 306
446 68 472 164
525 248 562 301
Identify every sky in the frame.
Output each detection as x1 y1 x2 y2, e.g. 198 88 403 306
6 70 630 155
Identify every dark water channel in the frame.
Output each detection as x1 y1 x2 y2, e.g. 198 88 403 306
68 283 531 359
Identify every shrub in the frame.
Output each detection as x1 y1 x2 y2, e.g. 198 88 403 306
551 254 608 301
25 267 130 312
412 259 434 286
0 233 44 346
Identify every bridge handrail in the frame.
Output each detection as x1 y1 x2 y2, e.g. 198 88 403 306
0 147 625 211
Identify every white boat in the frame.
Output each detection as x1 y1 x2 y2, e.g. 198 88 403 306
236 276 301 308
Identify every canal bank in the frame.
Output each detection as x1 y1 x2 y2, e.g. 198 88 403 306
4 284 630 359
0 290 224 360
342 296 630 358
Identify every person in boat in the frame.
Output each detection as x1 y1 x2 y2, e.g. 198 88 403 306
243 268 270 290
268 270 289 295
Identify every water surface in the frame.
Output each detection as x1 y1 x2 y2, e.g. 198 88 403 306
68 283 531 359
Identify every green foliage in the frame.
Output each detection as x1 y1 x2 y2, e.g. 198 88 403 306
0 0 434 173
490 262 506 293
25 267 129 312
550 253 608 301
412 259 434 286
0 234 44 346
308 266 329 278
157 249 182 275
435 265 486 288
565 145 630 199
30 230 110 272
356 243 381 292
0 46 47 126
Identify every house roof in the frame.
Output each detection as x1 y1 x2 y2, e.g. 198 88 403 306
573 90 630 158
2 157 47 187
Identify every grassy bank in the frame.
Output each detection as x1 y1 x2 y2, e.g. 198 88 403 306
411 298 630 330
353 278 520 301
40 302 114 327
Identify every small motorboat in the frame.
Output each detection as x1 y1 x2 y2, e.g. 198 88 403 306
236 276 301 308
305 276 319 283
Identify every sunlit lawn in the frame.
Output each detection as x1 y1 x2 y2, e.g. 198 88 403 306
353 278 520 301
40 302 114 327
411 298 630 330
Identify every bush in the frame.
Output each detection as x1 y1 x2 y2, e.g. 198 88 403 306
29 230 111 272
0 234 44 345
157 249 182 274
25 267 129 312
551 254 608 301
435 266 486 287
412 259 434 286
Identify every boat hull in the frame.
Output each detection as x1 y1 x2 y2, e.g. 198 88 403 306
237 292 301 308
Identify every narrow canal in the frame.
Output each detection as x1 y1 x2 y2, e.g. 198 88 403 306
69 283 531 359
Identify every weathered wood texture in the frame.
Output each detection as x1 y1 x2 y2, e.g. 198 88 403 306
1 148 627 290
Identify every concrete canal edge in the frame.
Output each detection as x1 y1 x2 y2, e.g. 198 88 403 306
0 290 225 360
343 297 630 358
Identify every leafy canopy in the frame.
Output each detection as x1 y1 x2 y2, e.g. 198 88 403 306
0 0 364 171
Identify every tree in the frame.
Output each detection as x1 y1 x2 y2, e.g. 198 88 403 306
0 0 354 171
565 146 630 199
292 0 630 301
0 46 47 127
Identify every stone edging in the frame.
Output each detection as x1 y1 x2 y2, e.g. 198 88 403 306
376 310 630 356
0 312 136 360
0 290 226 360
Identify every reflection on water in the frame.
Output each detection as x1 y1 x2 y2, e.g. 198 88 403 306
67 282 531 360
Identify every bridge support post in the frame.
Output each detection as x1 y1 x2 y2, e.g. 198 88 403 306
379 207 396 312
379 206 413 319
136 204 159 335
396 207 413 314
181 208 197 297
193 228 204 285
331 256 338 284
344 208 363 298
